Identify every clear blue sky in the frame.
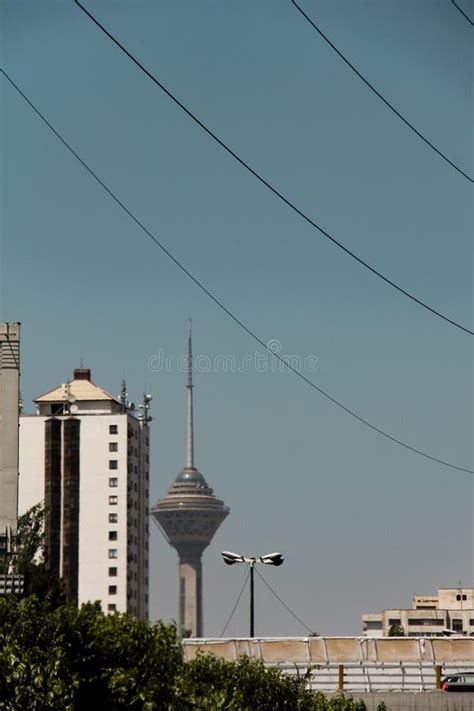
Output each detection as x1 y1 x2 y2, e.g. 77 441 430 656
1 0 472 636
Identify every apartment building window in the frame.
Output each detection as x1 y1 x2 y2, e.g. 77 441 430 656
109 567 117 577
109 478 118 487
109 425 118 435
407 618 444 626
452 619 463 632
456 594 467 601
109 531 118 541
108 549 118 559
109 586 117 595
109 513 118 523
388 618 401 626
108 604 116 612
109 495 118 505
109 460 118 470
109 442 118 452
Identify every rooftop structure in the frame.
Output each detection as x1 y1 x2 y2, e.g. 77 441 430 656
152 321 229 638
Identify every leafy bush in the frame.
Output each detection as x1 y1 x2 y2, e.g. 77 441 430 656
0 597 370 710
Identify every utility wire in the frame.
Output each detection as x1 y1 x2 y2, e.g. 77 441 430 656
255 568 315 635
73 0 473 337
2 68 472 475
291 0 473 182
451 0 474 24
220 569 250 636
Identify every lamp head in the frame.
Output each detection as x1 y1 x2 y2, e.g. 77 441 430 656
221 551 245 565
260 552 284 566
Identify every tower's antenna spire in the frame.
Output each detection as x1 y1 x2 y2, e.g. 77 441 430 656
186 318 194 469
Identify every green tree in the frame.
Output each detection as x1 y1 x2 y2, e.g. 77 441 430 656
0 597 374 710
388 623 405 637
0 597 182 710
12 503 64 603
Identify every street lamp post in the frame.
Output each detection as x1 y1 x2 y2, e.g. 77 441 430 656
249 561 255 638
221 551 284 638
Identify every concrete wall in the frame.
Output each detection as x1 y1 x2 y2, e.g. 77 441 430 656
183 637 474 664
183 638 474 694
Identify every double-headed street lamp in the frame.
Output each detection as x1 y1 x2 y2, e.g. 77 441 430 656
221 551 284 637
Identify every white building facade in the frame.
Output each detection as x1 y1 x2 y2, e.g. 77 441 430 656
19 368 150 618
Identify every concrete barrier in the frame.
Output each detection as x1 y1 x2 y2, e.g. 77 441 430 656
182 637 474 692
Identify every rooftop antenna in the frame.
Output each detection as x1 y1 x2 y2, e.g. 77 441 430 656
186 318 194 470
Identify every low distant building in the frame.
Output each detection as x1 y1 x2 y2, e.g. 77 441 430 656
363 587 474 637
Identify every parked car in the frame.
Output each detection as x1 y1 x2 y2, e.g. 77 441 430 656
441 674 474 692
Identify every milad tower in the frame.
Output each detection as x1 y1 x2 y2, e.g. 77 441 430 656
152 321 229 637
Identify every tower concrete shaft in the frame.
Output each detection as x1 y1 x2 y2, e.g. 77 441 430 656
178 547 203 638
0 323 20 541
152 321 229 637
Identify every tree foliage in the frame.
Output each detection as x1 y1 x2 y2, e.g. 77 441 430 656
1 503 65 604
388 624 405 637
0 597 376 710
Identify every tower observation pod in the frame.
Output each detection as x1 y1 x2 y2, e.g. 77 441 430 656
152 321 229 638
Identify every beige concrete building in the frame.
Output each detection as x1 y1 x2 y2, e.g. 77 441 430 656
363 587 474 637
19 368 151 617
0 323 20 551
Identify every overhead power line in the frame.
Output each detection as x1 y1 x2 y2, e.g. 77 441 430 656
290 0 473 182
220 569 249 636
2 68 472 475
255 568 315 635
451 0 474 24
73 0 473 337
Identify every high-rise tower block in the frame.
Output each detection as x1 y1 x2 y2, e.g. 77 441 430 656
0 323 20 553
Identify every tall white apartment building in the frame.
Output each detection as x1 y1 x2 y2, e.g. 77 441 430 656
19 368 150 618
